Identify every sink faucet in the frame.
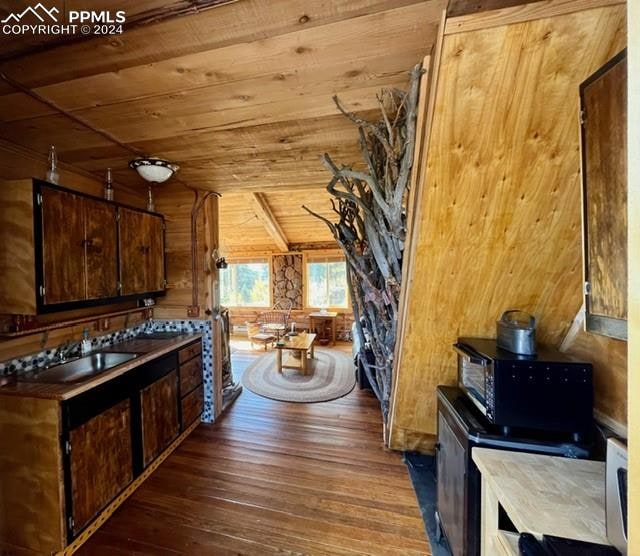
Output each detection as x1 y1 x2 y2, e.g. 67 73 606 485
54 340 80 364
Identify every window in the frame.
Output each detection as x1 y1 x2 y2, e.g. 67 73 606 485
220 259 270 307
306 256 349 308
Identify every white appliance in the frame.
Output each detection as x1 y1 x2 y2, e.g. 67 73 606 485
606 437 628 554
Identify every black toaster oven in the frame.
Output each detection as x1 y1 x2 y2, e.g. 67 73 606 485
454 337 593 439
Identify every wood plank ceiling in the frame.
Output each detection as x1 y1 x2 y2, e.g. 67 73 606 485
0 0 444 252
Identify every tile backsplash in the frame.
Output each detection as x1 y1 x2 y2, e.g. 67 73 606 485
0 318 215 423
0 322 153 376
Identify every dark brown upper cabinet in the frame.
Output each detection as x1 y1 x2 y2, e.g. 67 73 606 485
40 187 119 306
84 197 119 300
119 208 166 296
0 178 166 316
40 186 87 305
580 50 627 340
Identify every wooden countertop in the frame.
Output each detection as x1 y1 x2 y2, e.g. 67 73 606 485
472 447 608 545
0 334 201 401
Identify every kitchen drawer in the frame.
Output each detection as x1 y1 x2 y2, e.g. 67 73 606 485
181 384 203 428
178 341 202 364
180 354 202 396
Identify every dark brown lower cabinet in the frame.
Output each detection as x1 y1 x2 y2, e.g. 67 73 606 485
182 384 204 428
178 340 204 430
141 370 180 467
436 412 466 556
0 340 204 555
68 399 133 534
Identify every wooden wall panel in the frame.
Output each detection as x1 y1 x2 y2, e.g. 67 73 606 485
0 143 148 363
0 307 148 362
626 1 639 550
389 4 626 449
561 309 627 429
154 184 218 320
0 180 36 314
0 396 64 553
0 140 146 208
229 308 354 340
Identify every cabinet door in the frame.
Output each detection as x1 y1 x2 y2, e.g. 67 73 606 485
144 213 165 292
118 208 147 295
83 197 118 299
119 209 165 295
437 413 466 556
68 399 133 535
40 187 86 305
181 384 204 430
581 52 627 339
140 370 179 467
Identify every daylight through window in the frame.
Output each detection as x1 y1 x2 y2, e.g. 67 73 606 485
220 260 270 307
306 257 348 308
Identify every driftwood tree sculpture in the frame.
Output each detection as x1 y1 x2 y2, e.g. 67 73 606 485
304 63 422 420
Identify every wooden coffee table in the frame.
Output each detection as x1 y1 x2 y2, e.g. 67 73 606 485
275 333 316 375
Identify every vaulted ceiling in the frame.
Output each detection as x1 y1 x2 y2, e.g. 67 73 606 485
0 0 445 251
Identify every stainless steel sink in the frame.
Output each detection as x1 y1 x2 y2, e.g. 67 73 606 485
20 352 138 384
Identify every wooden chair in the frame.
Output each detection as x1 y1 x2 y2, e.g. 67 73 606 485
272 298 293 325
246 321 275 351
258 299 292 339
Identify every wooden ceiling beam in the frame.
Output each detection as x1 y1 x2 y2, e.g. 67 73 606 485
0 0 239 62
250 193 289 252
0 0 430 86
1 5 436 114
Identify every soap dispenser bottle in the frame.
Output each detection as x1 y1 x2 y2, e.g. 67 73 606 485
81 328 92 356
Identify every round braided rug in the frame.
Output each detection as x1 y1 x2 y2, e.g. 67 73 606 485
241 348 356 403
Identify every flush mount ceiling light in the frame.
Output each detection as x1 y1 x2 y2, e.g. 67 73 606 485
129 157 179 183
129 156 180 212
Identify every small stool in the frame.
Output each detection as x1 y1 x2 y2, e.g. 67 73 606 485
250 332 276 351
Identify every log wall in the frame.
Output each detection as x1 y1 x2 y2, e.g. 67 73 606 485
389 1 627 452
229 308 354 341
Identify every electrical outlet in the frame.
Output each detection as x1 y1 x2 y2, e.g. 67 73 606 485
187 306 200 317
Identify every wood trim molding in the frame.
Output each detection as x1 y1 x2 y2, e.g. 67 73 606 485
594 409 627 438
250 193 289 252
388 11 446 449
444 0 625 34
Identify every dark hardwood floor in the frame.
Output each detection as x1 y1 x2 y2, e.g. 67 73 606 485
78 342 430 555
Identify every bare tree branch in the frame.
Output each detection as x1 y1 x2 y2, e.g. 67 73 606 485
304 62 423 422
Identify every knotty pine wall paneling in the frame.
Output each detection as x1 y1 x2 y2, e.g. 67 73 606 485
0 140 146 209
153 184 219 319
388 2 626 452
